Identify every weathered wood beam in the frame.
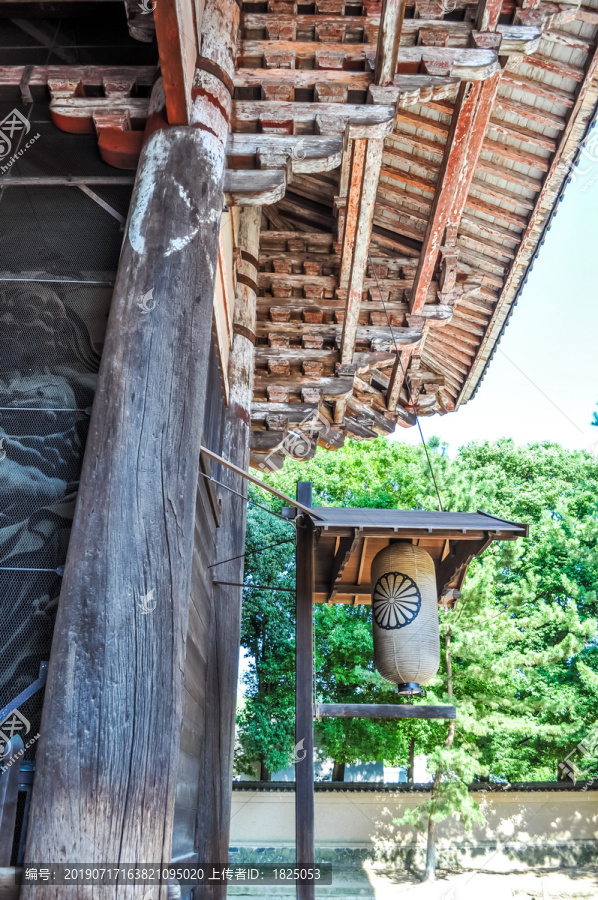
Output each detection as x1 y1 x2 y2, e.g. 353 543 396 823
255 348 398 366
49 95 150 131
514 2 578 29
22 125 226 885
239 42 500 80
475 0 506 33
501 69 576 108
385 81 481 411
232 100 396 137
371 75 460 108
195 209 261 900
191 0 239 141
228 134 343 174
316 703 456 719
254 375 355 398
338 138 365 288
443 70 503 262
347 393 414 430
235 69 459 104
494 96 567 132
251 401 320 423
241 12 472 38
0 64 157 92
225 169 286 206
6 169 283 206
153 0 197 124
374 0 407 86
234 67 372 92
256 322 423 347
339 139 385 368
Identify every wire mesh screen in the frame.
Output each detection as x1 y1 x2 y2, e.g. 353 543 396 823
0 175 127 779
0 12 157 862
0 183 126 275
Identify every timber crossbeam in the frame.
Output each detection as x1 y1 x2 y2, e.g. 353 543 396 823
10 0 594 468
315 703 457 719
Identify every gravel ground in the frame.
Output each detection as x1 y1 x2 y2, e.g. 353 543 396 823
364 866 598 899
227 866 598 898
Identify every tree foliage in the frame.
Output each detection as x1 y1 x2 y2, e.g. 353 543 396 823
236 437 598 786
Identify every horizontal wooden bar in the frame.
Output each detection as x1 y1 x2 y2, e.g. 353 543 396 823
316 703 456 719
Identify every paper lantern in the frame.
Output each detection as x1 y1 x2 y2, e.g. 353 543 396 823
371 542 440 694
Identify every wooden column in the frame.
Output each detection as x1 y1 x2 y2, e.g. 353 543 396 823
22 124 227 896
374 0 407 87
195 207 261 899
295 481 315 900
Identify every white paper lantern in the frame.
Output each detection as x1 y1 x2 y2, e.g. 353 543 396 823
370 542 440 692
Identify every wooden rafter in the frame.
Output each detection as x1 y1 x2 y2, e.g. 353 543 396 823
385 80 483 411
16 0 594 465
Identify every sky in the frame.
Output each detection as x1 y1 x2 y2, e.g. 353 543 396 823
397 152 598 456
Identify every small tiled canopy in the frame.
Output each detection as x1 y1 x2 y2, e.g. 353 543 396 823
284 506 528 607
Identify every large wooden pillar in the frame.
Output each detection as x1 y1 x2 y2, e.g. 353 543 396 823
23 123 227 895
295 482 315 900
195 207 261 898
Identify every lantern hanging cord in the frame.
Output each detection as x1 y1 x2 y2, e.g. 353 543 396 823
198 470 296 524
368 256 444 513
214 581 296 592
209 537 296 570
200 446 323 520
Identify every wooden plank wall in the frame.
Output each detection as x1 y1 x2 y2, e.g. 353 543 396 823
172 345 225 861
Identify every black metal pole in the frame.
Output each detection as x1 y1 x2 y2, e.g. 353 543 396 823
295 481 315 900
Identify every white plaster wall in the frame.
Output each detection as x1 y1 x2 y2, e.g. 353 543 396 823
229 789 598 850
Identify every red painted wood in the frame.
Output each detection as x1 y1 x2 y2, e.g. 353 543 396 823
97 128 144 169
153 0 189 126
409 81 482 315
49 110 95 133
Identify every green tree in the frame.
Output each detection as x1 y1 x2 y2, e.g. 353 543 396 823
237 435 598 860
235 488 297 780
392 440 598 879
313 603 443 777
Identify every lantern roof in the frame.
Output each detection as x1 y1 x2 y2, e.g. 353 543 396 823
300 506 527 538
284 505 528 607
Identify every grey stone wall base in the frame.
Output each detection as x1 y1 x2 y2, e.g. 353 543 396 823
229 841 598 873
